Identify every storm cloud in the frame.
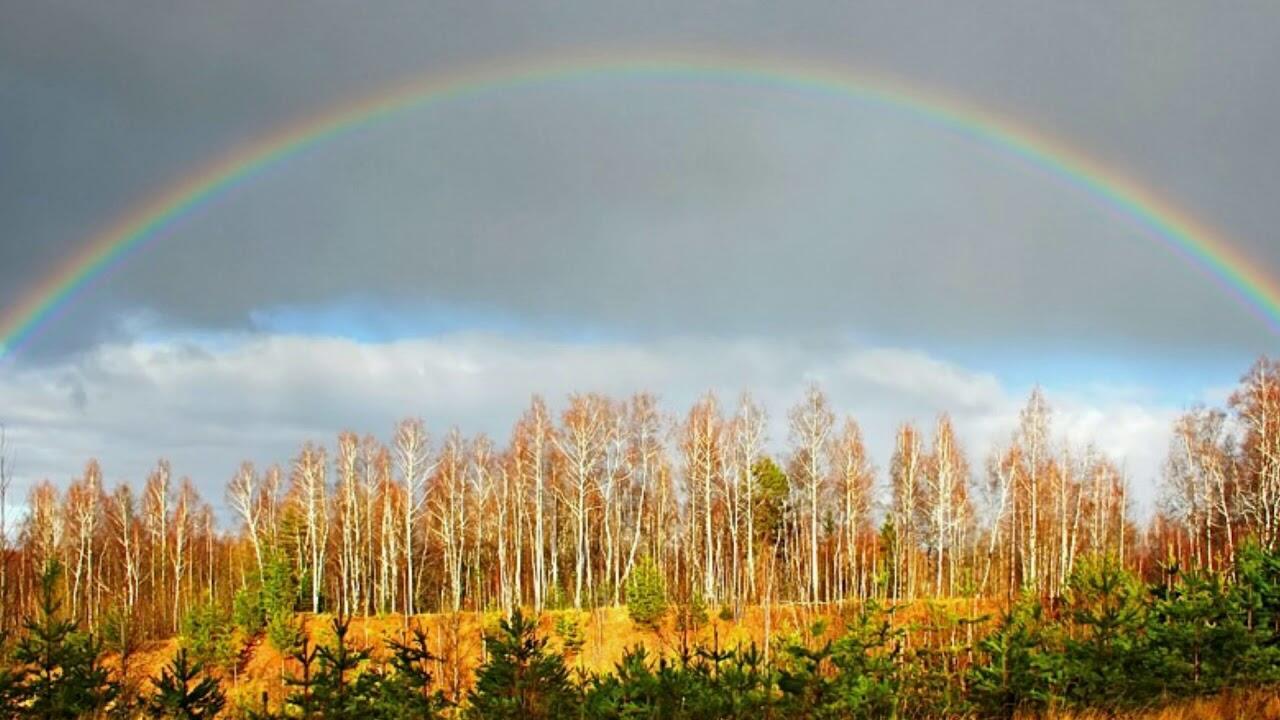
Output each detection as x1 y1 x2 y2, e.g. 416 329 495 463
1 2 1276 505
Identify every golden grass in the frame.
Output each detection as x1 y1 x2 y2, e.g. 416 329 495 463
106 603 1280 718
1030 689 1280 719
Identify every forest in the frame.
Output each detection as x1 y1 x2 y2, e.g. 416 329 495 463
0 356 1278 718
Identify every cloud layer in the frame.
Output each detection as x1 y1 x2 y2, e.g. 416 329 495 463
0 332 1189 516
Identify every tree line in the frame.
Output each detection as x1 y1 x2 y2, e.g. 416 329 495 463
7 543 1280 718
0 357 1277 643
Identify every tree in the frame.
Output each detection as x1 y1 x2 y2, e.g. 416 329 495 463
428 430 470 613
1232 358 1280 550
830 417 873 600
106 483 141 627
512 397 554 612
147 648 226 720
968 601 1055 719
467 609 579 720
393 419 433 618
1062 554 1149 708
625 555 667 628
0 629 22 718
1018 389 1051 594
375 627 449 719
554 394 608 609
180 597 236 674
143 461 172 633
229 462 265 578
729 394 766 604
926 414 970 597
0 427 11 632
680 393 723 604
789 384 834 604
335 433 365 617
890 424 924 600
292 444 329 613
283 632 321 720
65 461 102 628
310 615 374 719
14 561 118 718
261 552 301 660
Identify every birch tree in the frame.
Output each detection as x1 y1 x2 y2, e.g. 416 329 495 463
889 424 925 600
1232 359 1280 549
512 397 554 610
393 418 433 617
107 483 141 618
926 415 969 596
729 394 766 604
681 393 723 602
788 384 834 604
830 417 873 600
228 462 264 578
1018 388 1051 594
292 443 329 613
554 394 608 609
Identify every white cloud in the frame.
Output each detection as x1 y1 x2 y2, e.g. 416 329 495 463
0 332 1183 519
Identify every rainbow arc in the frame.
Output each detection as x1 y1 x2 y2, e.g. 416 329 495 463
3 52 1277 359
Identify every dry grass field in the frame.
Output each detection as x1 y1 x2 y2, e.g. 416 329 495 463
105 602 1280 718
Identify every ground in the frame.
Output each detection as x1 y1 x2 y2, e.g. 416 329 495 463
112 601 1280 718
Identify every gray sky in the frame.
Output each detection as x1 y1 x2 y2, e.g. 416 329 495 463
1 1 1277 513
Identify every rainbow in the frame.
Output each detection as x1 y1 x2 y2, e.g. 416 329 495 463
4 51 1279 358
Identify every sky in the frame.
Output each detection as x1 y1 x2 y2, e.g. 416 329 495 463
2 1 1279 518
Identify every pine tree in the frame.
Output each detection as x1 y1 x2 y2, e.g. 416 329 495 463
147 648 226 720
969 600 1056 719
181 598 236 674
625 556 667 629
13 561 119 719
1062 555 1150 709
283 632 320 720
261 553 300 656
310 615 374 719
552 614 585 662
817 602 902 719
373 627 448 720
466 609 579 719
232 586 265 637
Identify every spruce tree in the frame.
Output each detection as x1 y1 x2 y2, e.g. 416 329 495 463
310 615 374 719
261 554 300 656
373 626 448 720
625 556 667 629
181 598 236 674
466 608 579 720
969 601 1055 719
283 632 320 720
553 614 585 661
1062 554 1150 709
147 648 226 720
13 561 118 719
